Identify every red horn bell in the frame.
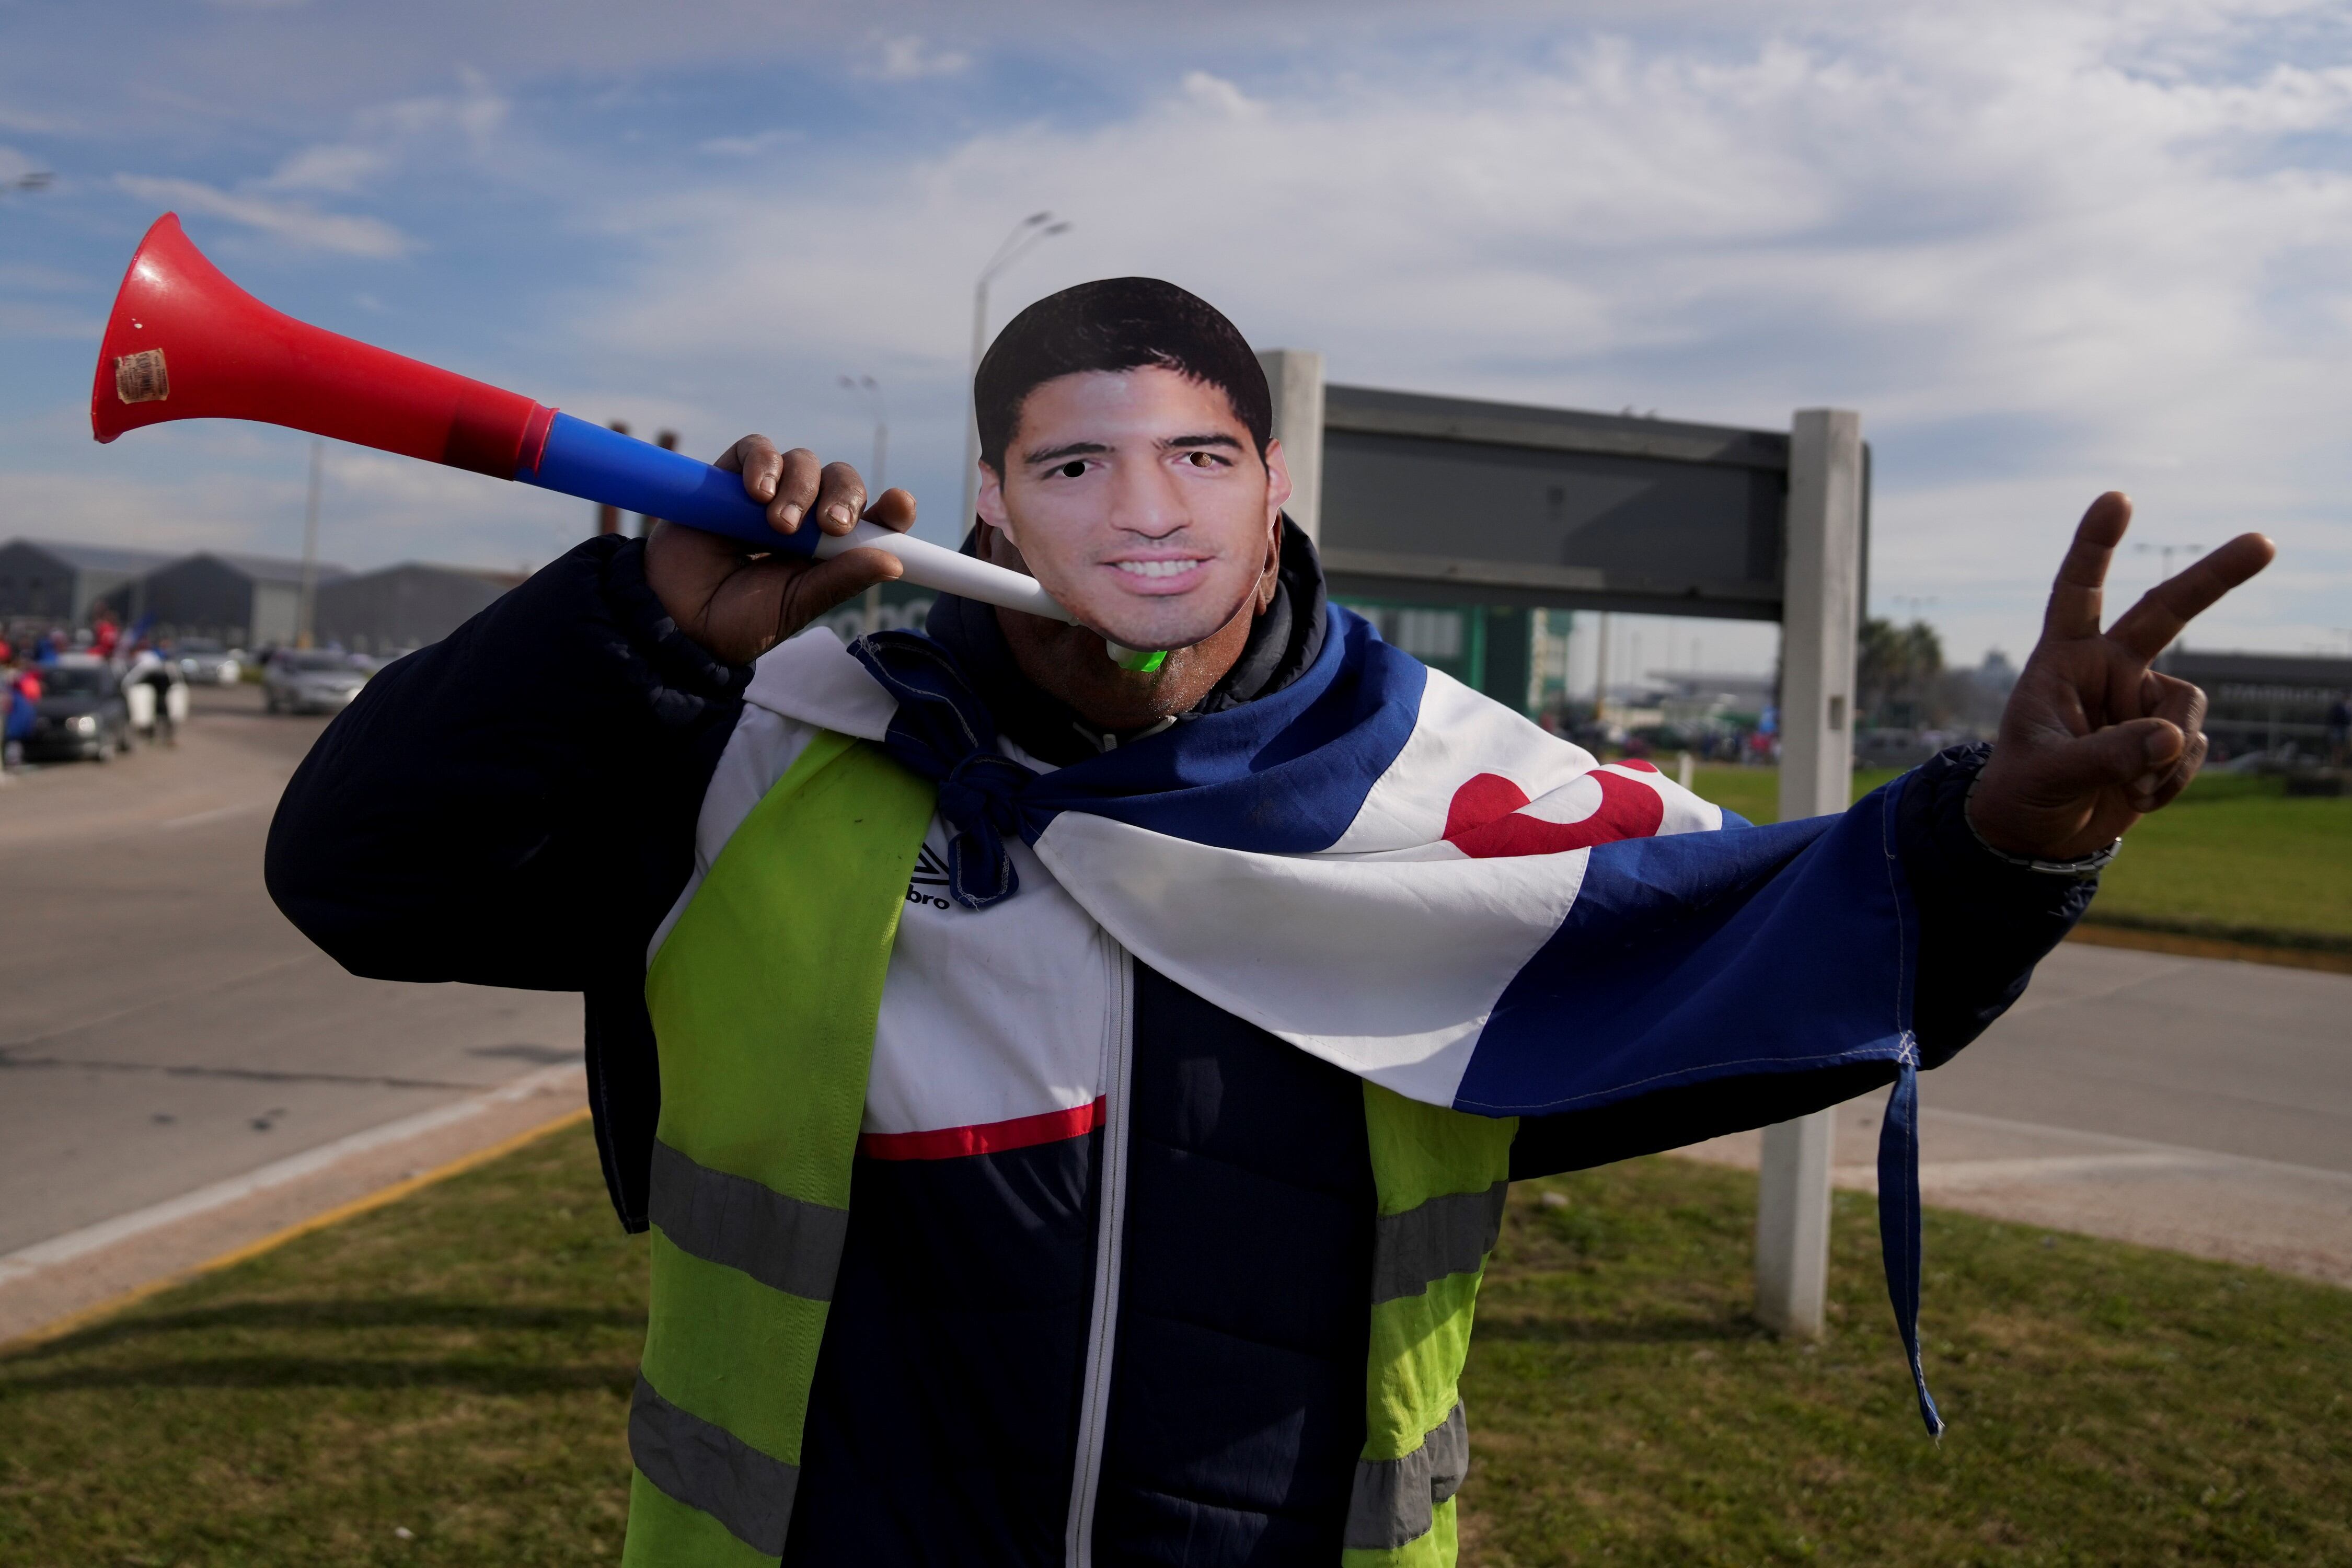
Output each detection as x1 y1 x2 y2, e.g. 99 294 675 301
91 213 552 477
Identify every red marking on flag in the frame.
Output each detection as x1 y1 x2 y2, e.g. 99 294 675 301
1443 769 1665 858
859 1098 1105 1161
1616 758 1661 773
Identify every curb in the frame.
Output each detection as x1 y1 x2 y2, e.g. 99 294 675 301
0 1104 590 1358
2066 921 2352 976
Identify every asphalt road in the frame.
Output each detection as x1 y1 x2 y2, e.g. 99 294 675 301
1931 941 2350 1175
2 691 2345 1264
0 684 580 1258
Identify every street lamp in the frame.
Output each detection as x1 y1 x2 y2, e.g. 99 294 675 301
958 212 1073 534
836 374 887 492
2134 541 2205 581
838 374 890 636
296 439 324 649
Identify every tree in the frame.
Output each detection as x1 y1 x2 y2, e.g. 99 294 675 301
1857 618 1944 729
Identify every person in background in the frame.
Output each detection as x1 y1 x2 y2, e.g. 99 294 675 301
2327 691 2350 768
4 660 40 773
121 643 187 746
91 615 120 659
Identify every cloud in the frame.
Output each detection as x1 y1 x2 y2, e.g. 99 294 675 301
0 101 70 134
0 469 292 556
264 143 393 193
111 175 413 257
555 8 2352 660
16 2 2352 661
0 302 103 339
699 129 806 157
864 35 971 82
361 71 510 151
0 262 88 292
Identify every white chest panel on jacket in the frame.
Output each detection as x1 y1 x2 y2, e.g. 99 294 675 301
652 699 1115 1140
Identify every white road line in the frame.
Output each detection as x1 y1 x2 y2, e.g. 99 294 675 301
0 1064 583 1287
155 801 269 831
0 953 314 1054
1812 1109 2352 1196
1923 1105 2352 1185
1914 1151 2226 1184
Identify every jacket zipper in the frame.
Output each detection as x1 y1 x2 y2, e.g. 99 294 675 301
1063 936 1134 1567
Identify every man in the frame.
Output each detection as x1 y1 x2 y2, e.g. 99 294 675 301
269 278 2269 1566
4 658 39 773
121 642 186 746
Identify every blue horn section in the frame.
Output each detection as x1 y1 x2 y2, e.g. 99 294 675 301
516 412 816 557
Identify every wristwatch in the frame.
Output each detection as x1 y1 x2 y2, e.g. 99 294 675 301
1964 775 2120 879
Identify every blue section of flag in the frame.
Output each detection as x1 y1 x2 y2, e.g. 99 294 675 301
1455 778 1916 1115
1035 610 1427 852
861 606 1427 860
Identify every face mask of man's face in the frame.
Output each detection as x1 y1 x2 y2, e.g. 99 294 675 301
978 365 1290 654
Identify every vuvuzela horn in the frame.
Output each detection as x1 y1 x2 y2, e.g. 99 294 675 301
89 213 1075 625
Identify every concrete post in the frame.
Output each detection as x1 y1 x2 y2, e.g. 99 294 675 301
1755 407 1863 1340
1256 349 1324 544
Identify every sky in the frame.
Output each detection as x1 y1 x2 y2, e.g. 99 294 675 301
3 0 2349 679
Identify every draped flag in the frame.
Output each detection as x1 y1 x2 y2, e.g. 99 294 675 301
744 606 1942 1434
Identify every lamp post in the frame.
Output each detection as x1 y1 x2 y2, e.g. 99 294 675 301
2134 541 2204 580
296 438 323 649
837 374 887 492
958 212 1072 535
839 374 889 635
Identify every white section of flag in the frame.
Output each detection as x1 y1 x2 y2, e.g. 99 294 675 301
1034 811 1587 1106
1331 666 1721 854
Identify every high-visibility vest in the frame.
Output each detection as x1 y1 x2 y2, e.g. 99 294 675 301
626 731 1515 1566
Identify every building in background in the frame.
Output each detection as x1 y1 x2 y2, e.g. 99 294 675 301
2157 649 2352 762
1340 598 1541 716
315 562 528 655
108 552 348 649
0 539 174 626
1526 608 1575 716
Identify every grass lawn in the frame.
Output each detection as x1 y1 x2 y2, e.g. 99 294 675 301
1692 764 2352 943
5 1124 2346 1565
1463 1163 2349 1566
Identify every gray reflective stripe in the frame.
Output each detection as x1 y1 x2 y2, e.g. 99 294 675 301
1369 1180 1508 1305
647 1138 848 1302
629 1372 799 1556
1344 1401 1469 1552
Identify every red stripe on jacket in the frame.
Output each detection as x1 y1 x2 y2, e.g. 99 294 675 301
859 1097 1106 1161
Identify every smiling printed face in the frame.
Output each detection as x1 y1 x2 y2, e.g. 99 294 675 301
976 364 1290 653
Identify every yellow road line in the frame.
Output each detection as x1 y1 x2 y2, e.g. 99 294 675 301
0 1106 592 1357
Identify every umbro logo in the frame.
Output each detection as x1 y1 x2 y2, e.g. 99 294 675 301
906 844 958 912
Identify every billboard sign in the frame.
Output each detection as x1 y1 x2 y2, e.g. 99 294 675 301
1313 385 1865 622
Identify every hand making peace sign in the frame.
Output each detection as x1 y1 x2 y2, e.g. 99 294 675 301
1967 492 2276 862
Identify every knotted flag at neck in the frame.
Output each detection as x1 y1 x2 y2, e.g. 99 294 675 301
849 633 1032 909
754 611 1944 1436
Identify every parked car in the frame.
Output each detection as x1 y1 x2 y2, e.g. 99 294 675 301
23 654 131 762
263 650 369 714
173 638 246 685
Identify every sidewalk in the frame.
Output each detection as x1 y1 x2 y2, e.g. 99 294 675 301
0 1065 587 1347
1679 1086 2352 1287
